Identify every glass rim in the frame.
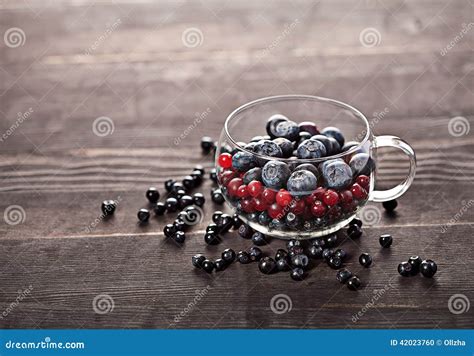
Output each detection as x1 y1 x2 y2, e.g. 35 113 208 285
223 94 371 163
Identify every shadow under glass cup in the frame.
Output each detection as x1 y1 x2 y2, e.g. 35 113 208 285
215 95 416 239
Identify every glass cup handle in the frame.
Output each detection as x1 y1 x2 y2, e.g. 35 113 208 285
370 135 417 202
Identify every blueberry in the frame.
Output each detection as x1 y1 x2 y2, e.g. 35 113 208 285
347 224 362 239
206 223 220 234
382 199 398 212
146 187 160 203
273 138 294 158
214 258 227 271
291 254 309 268
275 120 300 141
211 189 225 204
179 195 194 209
171 182 186 194
298 121 319 135
201 259 215 273
217 214 233 234
275 249 288 261
311 238 326 247
288 245 304 257
324 234 338 247
173 231 186 243
287 170 318 196
222 248 236 263
349 153 375 176
258 212 271 225
244 142 259 152
379 234 393 248
293 163 319 177
249 246 263 261
164 179 176 192
250 135 267 143
290 268 305 281
252 231 269 246
209 168 218 183
192 254 206 269
322 159 352 189
154 202 166 215
420 259 437 278
238 224 253 239
201 136 215 153
254 140 283 159
173 219 186 231
309 135 337 156
232 214 243 229
277 258 290 271
336 269 353 284
268 218 285 231
285 212 301 230
334 249 347 260
137 208 150 222
266 114 289 138
341 141 360 153
398 261 412 277
243 167 262 184
287 240 302 249
204 232 221 245
192 193 205 207
247 212 259 223
232 151 256 171
174 189 186 200
237 250 251 264
101 200 117 216
296 139 326 159
408 255 422 275
321 126 345 146
322 248 334 261
328 255 343 269
165 197 179 213
212 211 223 223
326 137 341 156
182 175 195 190
163 223 176 238
359 253 372 267
347 276 361 290
258 257 276 274
308 245 323 259
262 160 291 190
349 218 363 228
295 131 312 148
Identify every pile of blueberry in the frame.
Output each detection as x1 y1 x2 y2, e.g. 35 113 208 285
215 114 374 234
398 256 437 278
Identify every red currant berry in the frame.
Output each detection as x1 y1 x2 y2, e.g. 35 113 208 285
313 187 326 201
341 200 357 213
262 188 276 204
218 153 232 168
351 183 368 200
236 184 249 198
327 206 342 219
227 177 243 197
253 197 268 212
240 198 255 213
311 200 327 217
219 170 236 186
339 190 353 205
248 180 263 197
276 189 292 207
323 189 339 206
289 199 306 215
356 175 370 190
268 203 284 219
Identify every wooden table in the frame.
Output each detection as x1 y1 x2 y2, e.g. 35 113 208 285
0 0 472 329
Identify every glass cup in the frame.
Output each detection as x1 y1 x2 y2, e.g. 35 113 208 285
215 95 416 239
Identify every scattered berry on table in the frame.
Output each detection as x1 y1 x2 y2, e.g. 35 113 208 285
178 195 194 209
249 246 263 261
154 202 166 215
211 189 225 204
291 254 309 269
324 234 338 247
201 259 215 273
201 136 215 153
192 193 205 207
275 249 287 261
232 214 242 229
408 255 422 275
238 224 253 239
359 253 372 267
137 208 150 222
182 175 195 190
209 168 218 183
206 223 219 234
347 276 361 290
237 250 251 264
192 254 206 269
204 232 221 245
163 223 176 238
214 258 227 271
165 197 179 213
334 249 346 260
336 269 353 284
398 261 412 277
276 257 290 271
251 231 269 246
347 224 362 239
101 200 117 216
379 234 393 248
146 187 160 203
164 179 176 192
173 230 186 243
259 257 276 274
222 248 236 263
308 245 323 259
328 255 343 269
349 217 363 228
382 199 398 212
322 248 334 261
290 268 305 281
420 259 437 278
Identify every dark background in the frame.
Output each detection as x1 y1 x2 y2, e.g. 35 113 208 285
0 0 473 328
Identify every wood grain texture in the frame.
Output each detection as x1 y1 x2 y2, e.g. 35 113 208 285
0 0 473 329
